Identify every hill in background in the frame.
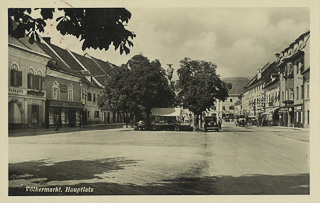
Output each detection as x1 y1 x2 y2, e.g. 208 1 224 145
222 77 250 95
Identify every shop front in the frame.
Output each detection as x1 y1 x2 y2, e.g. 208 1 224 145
294 105 303 128
279 106 294 127
46 100 82 128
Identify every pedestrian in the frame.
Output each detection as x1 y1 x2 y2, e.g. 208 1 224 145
55 118 60 131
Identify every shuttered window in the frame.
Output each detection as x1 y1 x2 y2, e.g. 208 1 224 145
11 69 22 87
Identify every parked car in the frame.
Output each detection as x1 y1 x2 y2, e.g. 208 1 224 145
135 120 146 130
204 116 221 132
238 118 247 127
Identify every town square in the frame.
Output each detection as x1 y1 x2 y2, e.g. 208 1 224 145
3 3 318 202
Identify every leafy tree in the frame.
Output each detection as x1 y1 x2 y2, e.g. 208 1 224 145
8 8 135 54
99 54 176 125
176 58 232 130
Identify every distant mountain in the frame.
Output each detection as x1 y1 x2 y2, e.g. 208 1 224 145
222 77 250 95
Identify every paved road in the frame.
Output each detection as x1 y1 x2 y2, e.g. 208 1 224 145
8 123 309 195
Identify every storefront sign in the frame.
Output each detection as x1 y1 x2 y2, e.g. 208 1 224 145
48 100 82 108
9 87 27 95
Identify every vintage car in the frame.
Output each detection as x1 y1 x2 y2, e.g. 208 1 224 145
204 116 221 132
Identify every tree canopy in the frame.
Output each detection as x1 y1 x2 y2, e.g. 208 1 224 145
8 8 136 54
176 58 232 129
100 54 176 123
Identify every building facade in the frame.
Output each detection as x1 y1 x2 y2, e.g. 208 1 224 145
302 67 310 128
263 74 280 126
277 31 310 128
8 35 51 129
45 62 83 128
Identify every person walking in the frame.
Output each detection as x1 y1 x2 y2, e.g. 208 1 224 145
55 117 60 131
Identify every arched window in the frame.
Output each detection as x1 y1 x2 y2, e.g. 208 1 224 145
52 81 60 100
68 84 73 101
10 62 22 87
28 67 35 89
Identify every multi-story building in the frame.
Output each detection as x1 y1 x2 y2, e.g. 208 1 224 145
263 73 280 125
39 38 123 125
242 61 278 117
8 35 51 129
206 77 248 120
277 31 310 128
302 67 310 128
44 59 84 128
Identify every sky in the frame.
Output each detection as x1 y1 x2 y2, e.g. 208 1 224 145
42 7 310 81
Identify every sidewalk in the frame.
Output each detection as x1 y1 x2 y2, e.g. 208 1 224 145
246 125 310 142
8 123 127 137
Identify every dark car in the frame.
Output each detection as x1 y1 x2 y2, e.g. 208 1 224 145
204 116 220 132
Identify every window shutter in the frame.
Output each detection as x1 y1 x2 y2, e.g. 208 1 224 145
41 77 45 90
11 69 16 86
28 74 32 88
38 76 42 90
17 71 22 86
35 75 40 90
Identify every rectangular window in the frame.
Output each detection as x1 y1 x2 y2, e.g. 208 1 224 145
289 89 294 100
230 98 232 102
87 93 92 101
223 106 226 111
53 87 59 100
307 85 309 99
282 92 284 101
296 86 299 100
11 70 22 87
87 111 90 118
68 89 73 101
95 111 99 118
301 85 303 99
93 93 96 103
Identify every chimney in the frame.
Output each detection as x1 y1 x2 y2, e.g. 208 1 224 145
43 37 51 44
275 53 280 62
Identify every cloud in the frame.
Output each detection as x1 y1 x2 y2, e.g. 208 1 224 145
42 7 309 80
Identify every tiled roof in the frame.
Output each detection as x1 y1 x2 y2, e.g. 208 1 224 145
246 61 279 89
70 51 110 86
47 43 84 72
37 42 83 77
264 77 279 89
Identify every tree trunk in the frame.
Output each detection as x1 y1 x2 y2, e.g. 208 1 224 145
193 113 199 131
145 108 151 125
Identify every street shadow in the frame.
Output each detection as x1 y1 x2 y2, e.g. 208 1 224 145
9 157 138 183
9 163 309 195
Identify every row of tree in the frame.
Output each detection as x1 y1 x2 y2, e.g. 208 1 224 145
99 55 232 130
9 8 232 130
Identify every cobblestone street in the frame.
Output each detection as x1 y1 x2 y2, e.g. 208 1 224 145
8 123 309 195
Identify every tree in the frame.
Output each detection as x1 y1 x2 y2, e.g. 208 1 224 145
176 58 232 130
99 54 176 125
8 8 136 54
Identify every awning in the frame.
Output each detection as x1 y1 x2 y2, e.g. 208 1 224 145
151 108 182 117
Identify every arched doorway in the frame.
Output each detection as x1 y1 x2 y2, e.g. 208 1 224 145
8 99 25 130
